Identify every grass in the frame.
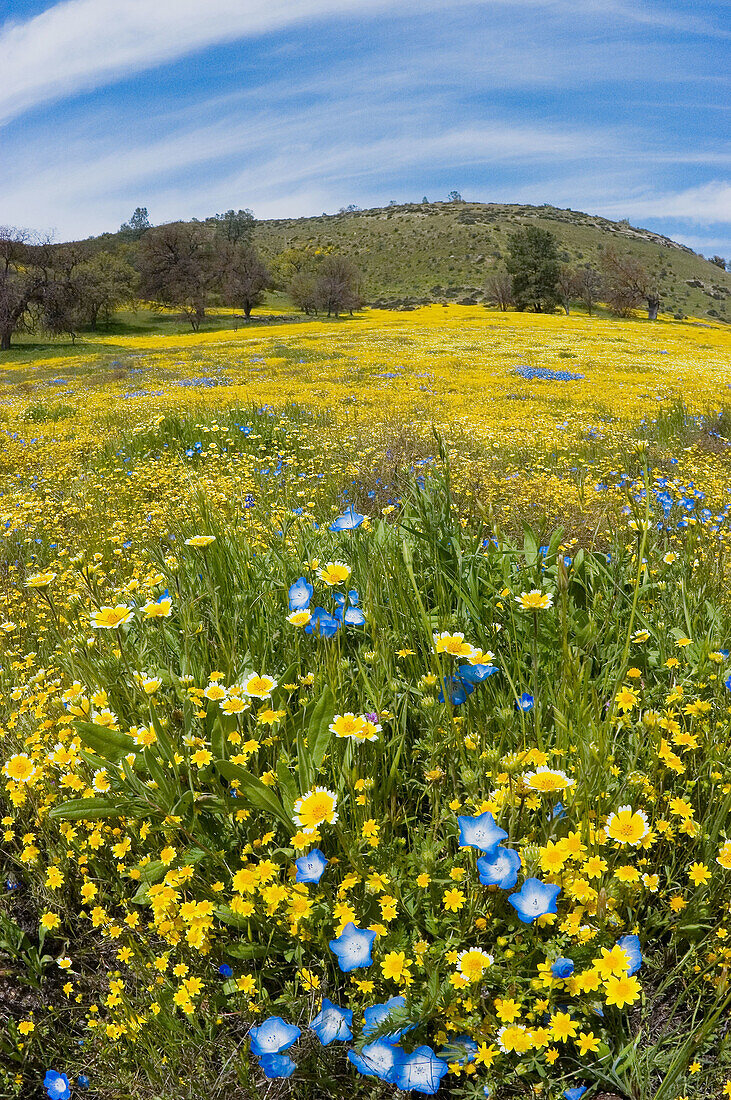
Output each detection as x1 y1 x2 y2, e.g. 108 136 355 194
1 307 731 1100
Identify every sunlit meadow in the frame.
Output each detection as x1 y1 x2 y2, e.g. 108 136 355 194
2 306 731 1100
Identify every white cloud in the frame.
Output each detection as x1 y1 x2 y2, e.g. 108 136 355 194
601 181 731 224
1 0 724 126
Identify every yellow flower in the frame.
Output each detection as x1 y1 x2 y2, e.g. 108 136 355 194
717 841 731 869
90 605 134 629
318 561 351 586
330 713 367 738
516 590 553 611
524 767 574 793
594 945 631 980
185 535 216 547
604 973 641 1008
220 696 248 714
576 1031 600 1055
457 949 493 982
26 571 57 589
41 912 61 930
292 787 338 833
242 672 277 699
549 1011 578 1042
494 997 521 1022
433 631 475 658
497 1024 532 1054
443 888 465 913
605 806 649 846
191 749 212 768
141 598 172 618
614 687 639 712
688 861 711 886
381 951 412 982
287 610 312 626
416 873 431 888
3 753 37 783
18 1020 35 1035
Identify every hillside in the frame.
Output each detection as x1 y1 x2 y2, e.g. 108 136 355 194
253 201 730 321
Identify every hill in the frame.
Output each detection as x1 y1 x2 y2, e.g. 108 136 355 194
252 201 730 321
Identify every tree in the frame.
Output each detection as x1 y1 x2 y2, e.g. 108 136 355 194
77 251 137 329
207 209 255 245
0 227 42 351
138 222 216 330
575 265 603 315
709 255 727 271
314 256 362 318
119 207 150 240
505 226 560 313
33 242 88 344
484 267 513 312
288 271 319 315
556 265 579 315
601 247 660 320
447 190 463 203
219 242 270 319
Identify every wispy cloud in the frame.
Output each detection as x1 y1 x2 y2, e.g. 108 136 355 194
601 181 731 224
1 0 726 127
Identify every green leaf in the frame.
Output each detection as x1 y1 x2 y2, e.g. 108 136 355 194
215 760 291 829
308 685 335 775
74 721 135 763
48 797 125 821
224 940 271 959
276 757 298 817
523 522 539 568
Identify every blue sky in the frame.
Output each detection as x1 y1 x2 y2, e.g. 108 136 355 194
0 0 729 255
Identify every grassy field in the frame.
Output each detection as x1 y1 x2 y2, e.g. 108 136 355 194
2 306 731 1100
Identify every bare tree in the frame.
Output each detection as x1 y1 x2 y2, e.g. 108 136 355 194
601 246 660 320
138 222 216 330
219 242 270 319
484 267 513 311
556 265 579 315
315 256 362 317
0 227 43 350
575 265 603 315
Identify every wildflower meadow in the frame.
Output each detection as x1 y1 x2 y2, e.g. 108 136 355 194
3 305 731 1100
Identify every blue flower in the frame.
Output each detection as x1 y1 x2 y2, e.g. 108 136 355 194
457 812 508 853
330 506 365 531
617 933 642 975
249 1016 301 1055
363 996 412 1043
725 671 731 691
218 963 233 978
44 1071 70 1100
551 956 575 979
257 1053 296 1079
295 848 329 884
516 692 534 711
329 922 376 972
288 576 313 611
439 664 498 704
477 845 522 889
76 1076 90 1090
305 606 340 638
550 802 566 820
348 1039 404 1083
309 999 353 1045
564 1088 587 1100
335 604 367 626
508 878 561 923
394 1045 450 1095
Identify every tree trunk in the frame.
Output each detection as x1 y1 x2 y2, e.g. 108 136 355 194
647 296 659 321
244 304 252 318
89 307 98 331
1 327 11 351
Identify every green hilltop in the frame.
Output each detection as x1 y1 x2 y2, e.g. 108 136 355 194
252 201 730 321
